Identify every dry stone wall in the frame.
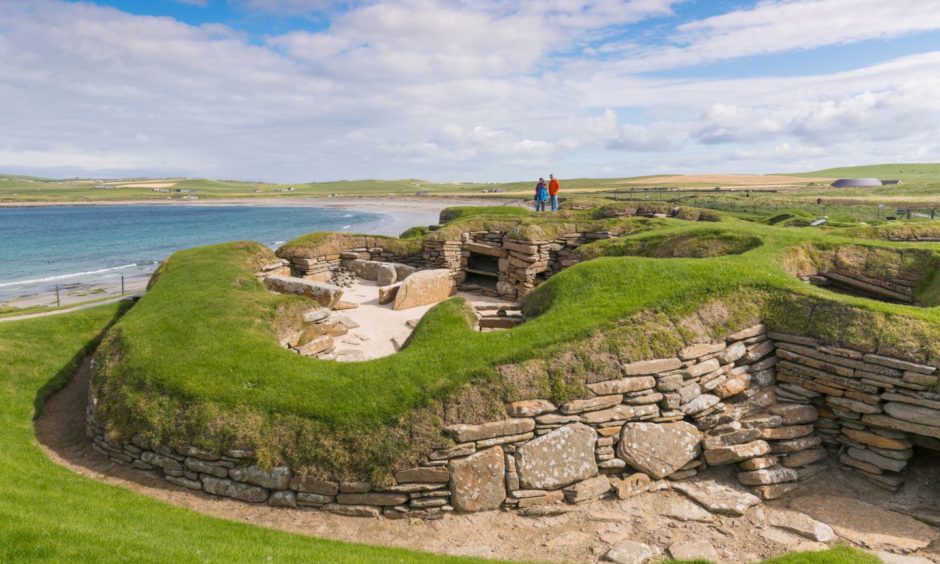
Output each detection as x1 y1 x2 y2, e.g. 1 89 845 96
88 323 940 517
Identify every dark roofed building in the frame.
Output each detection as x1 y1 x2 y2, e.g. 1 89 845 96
831 178 883 187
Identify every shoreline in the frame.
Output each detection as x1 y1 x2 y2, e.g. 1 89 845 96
1 197 517 310
0 195 523 210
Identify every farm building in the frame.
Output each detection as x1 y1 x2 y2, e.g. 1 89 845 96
831 178 883 187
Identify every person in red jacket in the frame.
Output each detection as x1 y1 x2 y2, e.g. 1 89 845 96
548 174 560 211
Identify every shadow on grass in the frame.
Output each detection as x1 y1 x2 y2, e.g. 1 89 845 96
32 300 133 417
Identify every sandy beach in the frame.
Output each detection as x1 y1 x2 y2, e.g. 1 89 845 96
1 196 519 311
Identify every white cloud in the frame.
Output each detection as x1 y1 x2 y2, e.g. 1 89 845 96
0 0 938 181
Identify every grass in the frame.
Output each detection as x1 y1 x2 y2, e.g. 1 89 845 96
0 303 484 562
0 263 893 564
91 205 940 480
792 163 940 183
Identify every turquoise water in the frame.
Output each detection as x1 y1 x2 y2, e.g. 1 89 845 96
0 204 416 302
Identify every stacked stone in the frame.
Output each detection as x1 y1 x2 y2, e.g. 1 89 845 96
767 331 940 490
253 258 290 279
672 326 779 491
555 232 588 269
87 414 457 519
422 240 463 280
735 403 826 500
502 238 551 297
815 269 916 304
329 268 358 288
289 254 341 280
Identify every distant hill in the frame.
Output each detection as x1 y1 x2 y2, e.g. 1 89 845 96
792 163 940 183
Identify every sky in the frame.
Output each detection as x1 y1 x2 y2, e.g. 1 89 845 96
1 0 939 182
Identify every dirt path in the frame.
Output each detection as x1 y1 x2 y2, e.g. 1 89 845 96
0 294 140 324
36 360 940 563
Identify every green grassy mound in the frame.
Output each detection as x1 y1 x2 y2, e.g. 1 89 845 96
0 305 476 562
92 208 940 480
0 306 877 562
575 228 762 260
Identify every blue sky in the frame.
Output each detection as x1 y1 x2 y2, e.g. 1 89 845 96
1 0 939 181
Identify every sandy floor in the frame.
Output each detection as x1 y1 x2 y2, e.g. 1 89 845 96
331 281 509 360
34 358 940 563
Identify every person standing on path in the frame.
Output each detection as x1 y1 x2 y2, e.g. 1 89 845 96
548 174 560 211
534 178 548 212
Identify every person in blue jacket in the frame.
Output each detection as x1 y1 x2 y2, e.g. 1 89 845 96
534 177 548 212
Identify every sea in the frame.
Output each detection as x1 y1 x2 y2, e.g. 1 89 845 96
0 204 432 303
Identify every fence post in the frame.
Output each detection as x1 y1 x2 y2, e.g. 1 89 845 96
121 275 125 296
56 284 60 307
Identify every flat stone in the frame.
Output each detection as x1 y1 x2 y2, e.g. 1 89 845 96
677 382 702 404
336 492 408 506
346 259 381 280
703 428 762 449
761 424 814 440
336 480 368 493
679 342 725 360
680 394 720 416
769 403 819 425
268 490 297 508
766 508 835 542
616 421 701 479
395 467 450 484
228 465 291 490
841 428 911 450
392 269 454 310
515 423 597 490
563 475 611 503
324 504 381 518
846 447 907 472
302 307 331 323
560 394 623 414
827 396 882 414
448 446 505 512
862 414 940 439
770 436 822 453
791 495 937 552
668 541 719 563
604 541 661 564
296 492 334 505
587 377 656 395
296 334 334 356
202 476 269 503
580 404 658 424
444 418 535 443
884 402 940 428
738 466 799 486
781 447 828 468
704 440 770 465
672 479 761 516
184 457 227 478
728 324 766 341
507 399 556 417
658 497 713 522
720 342 747 364
684 358 721 378
622 358 681 376
289 476 339 496
739 456 779 471
264 275 343 308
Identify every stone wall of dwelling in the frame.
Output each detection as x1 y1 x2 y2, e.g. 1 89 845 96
288 247 423 281
89 324 939 517
282 229 616 300
764 332 939 491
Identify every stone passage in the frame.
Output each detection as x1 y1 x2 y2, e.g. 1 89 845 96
87 323 940 518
